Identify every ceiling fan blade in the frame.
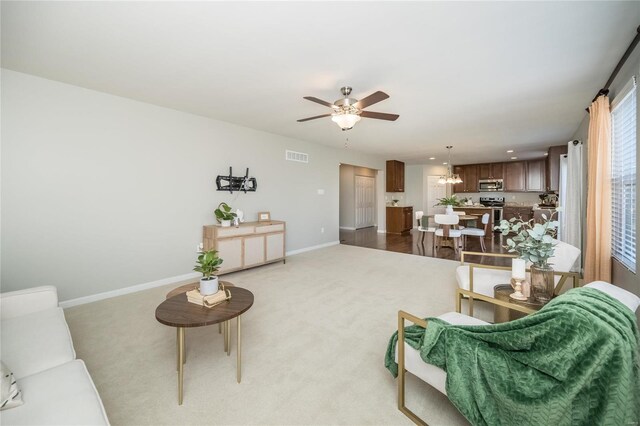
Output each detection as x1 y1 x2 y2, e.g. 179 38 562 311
303 96 336 108
297 113 332 122
359 111 399 121
354 91 389 109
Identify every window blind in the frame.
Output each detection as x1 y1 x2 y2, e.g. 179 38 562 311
610 76 637 273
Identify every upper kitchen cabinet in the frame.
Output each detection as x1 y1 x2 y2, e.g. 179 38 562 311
452 165 465 193
478 163 504 179
545 145 568 192
526 159 546 192
504 161 526 192
386 160 405 192
463 165 479 192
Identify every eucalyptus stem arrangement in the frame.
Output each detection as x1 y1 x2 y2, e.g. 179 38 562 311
495 212 559 268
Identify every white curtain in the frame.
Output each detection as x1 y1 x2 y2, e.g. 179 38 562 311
558 154 568 241
562 141 583 271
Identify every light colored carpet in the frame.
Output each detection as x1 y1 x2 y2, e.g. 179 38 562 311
65 244 477 425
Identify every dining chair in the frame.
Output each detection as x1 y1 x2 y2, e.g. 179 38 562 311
433 214 462 255
418 216 436 247
460 213 490 252
415 211 424 227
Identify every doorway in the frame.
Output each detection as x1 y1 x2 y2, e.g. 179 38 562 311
425 176 447 216
355 175 376 229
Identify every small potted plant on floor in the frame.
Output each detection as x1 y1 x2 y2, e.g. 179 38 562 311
215 202 237 227
193 249 223 296
435 195 462 214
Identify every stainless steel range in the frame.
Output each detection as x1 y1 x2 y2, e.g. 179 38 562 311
480 197 505 229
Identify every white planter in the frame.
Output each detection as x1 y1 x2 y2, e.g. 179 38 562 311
445 205 454 215
220 220 231 227
200 277 219 296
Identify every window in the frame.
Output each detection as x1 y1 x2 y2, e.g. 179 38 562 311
611 76 637 273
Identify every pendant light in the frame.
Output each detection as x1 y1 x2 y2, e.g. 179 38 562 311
438 146 463 185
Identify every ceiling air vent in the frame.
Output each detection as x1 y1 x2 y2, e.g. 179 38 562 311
285 150 309 163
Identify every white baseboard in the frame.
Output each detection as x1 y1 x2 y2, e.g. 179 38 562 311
60 272 201 309
60 241 341 308
286 240 339 256
339 226 356 231
377 229 386 233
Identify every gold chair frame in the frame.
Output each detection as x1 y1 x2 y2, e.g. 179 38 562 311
455 251 581 317
397 310 429 426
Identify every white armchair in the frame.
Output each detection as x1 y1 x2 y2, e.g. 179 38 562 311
395 281 640 425
455 240 581 316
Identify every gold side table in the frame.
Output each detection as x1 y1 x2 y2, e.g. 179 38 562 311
493 284 546 323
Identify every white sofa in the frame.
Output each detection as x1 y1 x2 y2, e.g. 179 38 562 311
395 281 640 423
0 286 109 425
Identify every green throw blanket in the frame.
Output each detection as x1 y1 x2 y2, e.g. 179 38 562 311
385 287 640 425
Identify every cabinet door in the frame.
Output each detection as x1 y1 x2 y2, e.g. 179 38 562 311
464 165 478 193
266 233 284 261
403 208 413 230
478 164 491 179
243 235 265 267
395 161 405 192
504 161 526 192
217 238 243 273
491 163 504 179
452 166 465 194
526 159 546 192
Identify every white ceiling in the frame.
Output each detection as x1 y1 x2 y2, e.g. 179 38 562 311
2 1 638 165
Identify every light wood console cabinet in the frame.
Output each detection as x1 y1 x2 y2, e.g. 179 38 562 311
203 221 286 274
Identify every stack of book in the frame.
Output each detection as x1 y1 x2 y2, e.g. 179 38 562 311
186 288 229 308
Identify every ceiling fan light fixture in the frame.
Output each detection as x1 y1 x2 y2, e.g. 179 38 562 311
331 112 361 131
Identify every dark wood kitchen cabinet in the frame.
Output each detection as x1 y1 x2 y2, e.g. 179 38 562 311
526 159 546 192
463 165 478 192
478 163 504 180
545 145 568 192
386 160 405 192
504 161 527 192
386 206 413 234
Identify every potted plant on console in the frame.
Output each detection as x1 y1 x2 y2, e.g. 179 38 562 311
215 202 237 227
435 195 462 215
194 249 223 296
496 212 559 303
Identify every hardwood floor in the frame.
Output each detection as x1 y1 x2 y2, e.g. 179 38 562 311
339 227 513 267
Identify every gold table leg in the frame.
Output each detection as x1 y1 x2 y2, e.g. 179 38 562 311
223 321 228 353
178 327 185 405
227 320 231 356
237 315 242 383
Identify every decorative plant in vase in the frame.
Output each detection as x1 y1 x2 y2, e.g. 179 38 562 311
214 202 237 227
435 195 462 214
193 249 223 296
495 212 559 302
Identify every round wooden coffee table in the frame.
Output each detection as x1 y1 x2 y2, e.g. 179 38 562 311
155 284 254 405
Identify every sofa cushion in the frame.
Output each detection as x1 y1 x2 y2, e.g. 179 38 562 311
584 281 640 313
456 265 512 297
396 312 490 395
1 308 76 379
0 360 109 425
0 361 23 411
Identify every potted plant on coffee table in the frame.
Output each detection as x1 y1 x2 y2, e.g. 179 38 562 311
193 249 223 296
435 195 462 214
214 202 237 227
495 212 559 303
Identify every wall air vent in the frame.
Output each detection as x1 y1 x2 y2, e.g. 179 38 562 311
285 150 309 163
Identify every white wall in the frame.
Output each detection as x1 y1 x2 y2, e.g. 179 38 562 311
403 165 424 210
1 70 384 301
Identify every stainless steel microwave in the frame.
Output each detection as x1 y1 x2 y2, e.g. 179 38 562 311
478 179 504 192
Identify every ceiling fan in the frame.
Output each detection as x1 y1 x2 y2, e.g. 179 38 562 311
297 86 399 131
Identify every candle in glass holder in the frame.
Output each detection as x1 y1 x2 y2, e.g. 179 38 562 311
512 258 526 280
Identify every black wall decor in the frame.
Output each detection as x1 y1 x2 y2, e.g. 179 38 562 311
216 167 257 193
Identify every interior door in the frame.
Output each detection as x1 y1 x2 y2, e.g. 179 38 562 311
426 176 447 216
355 175 376 229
